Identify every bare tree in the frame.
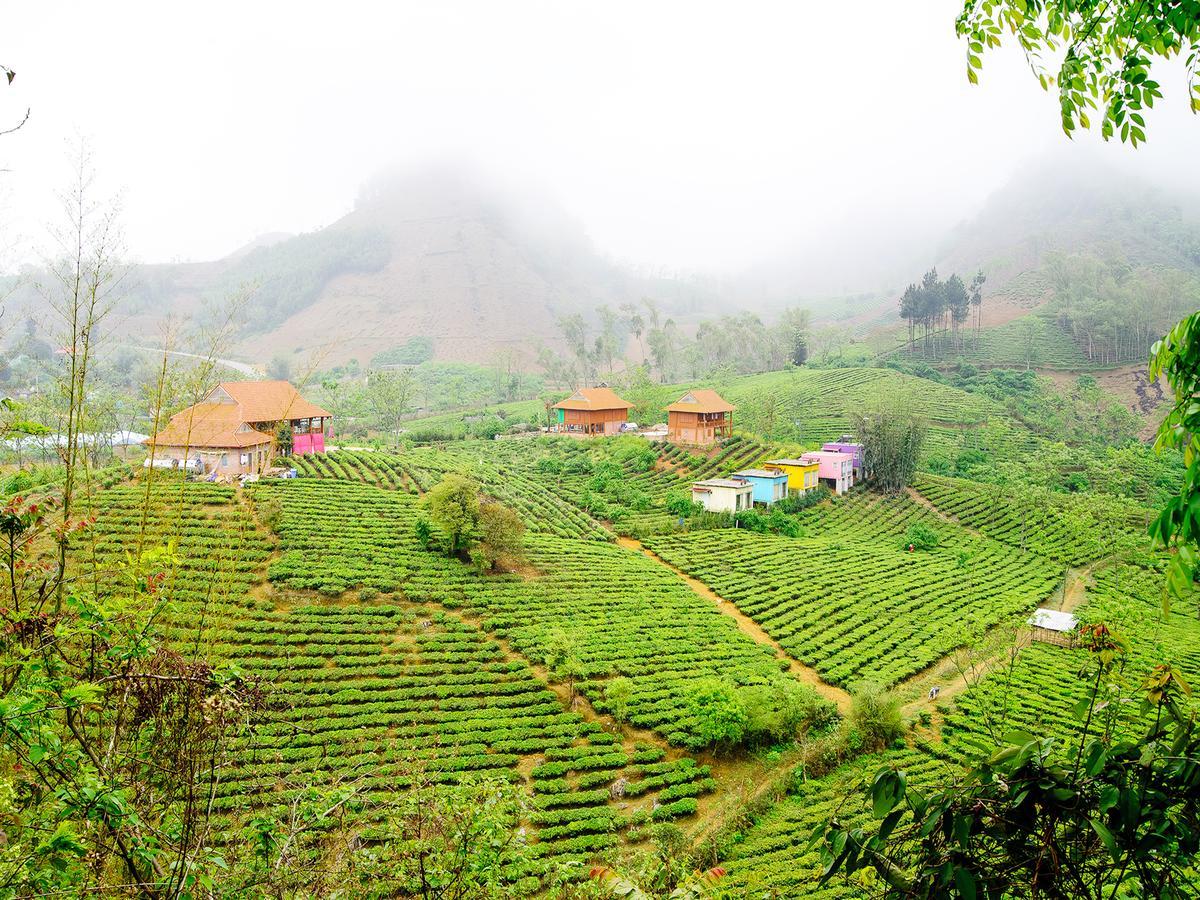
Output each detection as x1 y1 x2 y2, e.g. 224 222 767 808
40 140 124 610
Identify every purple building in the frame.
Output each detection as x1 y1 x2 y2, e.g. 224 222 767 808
821 436 865 479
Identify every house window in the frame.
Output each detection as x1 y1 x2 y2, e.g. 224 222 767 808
220 454 228 467
240 452 249 465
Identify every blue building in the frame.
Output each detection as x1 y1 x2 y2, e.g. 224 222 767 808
731 468 789 506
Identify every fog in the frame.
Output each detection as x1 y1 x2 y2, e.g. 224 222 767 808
3 0 1199 277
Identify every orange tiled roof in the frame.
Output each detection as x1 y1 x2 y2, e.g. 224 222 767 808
146 403 274 450
666 389 734 414
552 387 633 411
212 381 331 422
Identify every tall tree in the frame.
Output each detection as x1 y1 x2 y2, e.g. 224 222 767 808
852 407 927 493
366 367 416 447
944 273 970 351
421 473 481 557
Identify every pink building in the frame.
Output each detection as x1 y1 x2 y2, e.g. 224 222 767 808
821 438 866 479
800 450 855 495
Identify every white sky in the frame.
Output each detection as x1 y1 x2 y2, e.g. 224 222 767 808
2 1 1198 273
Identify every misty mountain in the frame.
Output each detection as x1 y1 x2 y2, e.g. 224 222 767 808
47 166 729 369
932 157 1200 318
754 158 1200 336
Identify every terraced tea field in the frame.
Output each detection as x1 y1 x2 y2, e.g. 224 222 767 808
645 526 1062 686
714 550 1200 898
81 476 724 878
913 473 1151 564
252 477 831 748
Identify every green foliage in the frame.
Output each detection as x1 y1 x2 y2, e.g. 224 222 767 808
274 419 293 455
901 521 940 552
474 499 527 571
686 678 748 751
605 677 634 725
370 336 435 367
422 473 481 556
817 640 1200 898
738 679 835 747
956 0 1200 144
854 408 927 494
847 682 904 753
898 268 981 355
212 227 390 332
665 489 700 518
1149 309 1200 606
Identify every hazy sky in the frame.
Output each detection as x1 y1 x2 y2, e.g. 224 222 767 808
3 1 1198 273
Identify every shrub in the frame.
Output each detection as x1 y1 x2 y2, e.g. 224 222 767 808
686 678 747 751
736 680 832 747
901 521 940 552
848 682 904 752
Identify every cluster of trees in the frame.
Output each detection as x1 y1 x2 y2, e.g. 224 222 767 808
898 268 986 356
1045 253 1200 365
684 677 837 752
304 358 543 445
369 335 435 367
853 407 927 494
416 473 526 572
537 300 813 388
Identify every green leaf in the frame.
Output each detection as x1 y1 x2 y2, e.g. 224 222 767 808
954 866 978 900
1090 818 1119 862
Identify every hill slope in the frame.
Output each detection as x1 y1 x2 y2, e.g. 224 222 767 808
27 167 652 369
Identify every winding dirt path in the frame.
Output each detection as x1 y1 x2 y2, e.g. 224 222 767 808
896 562 1096 726
616 536 852 715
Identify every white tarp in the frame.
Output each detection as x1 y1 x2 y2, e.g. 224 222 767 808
1027 609 1078 632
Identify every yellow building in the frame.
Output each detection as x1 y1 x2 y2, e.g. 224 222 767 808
763 458 820 495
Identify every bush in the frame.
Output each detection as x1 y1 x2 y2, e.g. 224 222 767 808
665 490 701 518
848 682 903 752
686 678 747 751
736 680 833 747
901 521 940 552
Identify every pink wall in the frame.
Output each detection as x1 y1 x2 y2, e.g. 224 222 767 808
292 432 325 455
800 451 850 480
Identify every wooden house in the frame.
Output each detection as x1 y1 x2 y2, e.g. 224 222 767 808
551 387 633 436
799 450 855 495
145 380 331 476
691 478 754 513
1028 609 1078 647
763 458 820 495
666 390 734 446
731 469 789 506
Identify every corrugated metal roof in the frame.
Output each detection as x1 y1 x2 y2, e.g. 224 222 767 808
765 458 818 468
692 478 751 489
1028 609 1078 632
732 468 788 479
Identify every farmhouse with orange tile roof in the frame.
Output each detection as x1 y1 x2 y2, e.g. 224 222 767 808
145 380 331 475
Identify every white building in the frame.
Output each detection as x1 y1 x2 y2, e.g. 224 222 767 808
691 478 754 514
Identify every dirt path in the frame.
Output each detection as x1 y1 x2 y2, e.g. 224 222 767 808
1058 564 1093 613
906 486 985 538
896 562 1096 727
616 536 852 715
